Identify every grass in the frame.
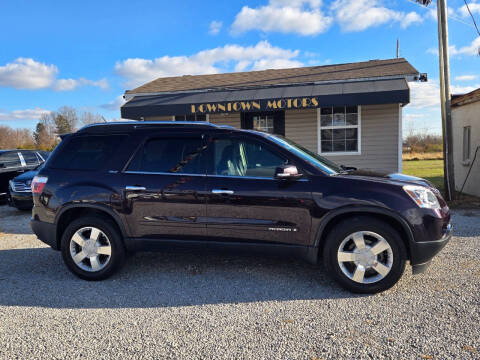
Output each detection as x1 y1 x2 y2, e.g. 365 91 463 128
402 159 444 191
402 151 443 161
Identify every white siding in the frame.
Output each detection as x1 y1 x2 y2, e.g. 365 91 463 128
209 113 241 128
285 108 318 153
325 104 400 172
452 101 480 197
284 104 401 172
144 115 173 121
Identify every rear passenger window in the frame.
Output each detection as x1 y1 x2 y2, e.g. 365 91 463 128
127 137 205 174
50 135 127 170
0 152 21 169
21 151 40 166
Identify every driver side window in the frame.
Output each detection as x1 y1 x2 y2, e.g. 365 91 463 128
211 137 287 178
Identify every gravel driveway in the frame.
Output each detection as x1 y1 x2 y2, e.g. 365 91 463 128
0 205 479 359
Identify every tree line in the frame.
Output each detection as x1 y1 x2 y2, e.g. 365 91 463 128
0 106 106 150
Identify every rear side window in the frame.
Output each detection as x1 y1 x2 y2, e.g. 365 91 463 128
0 152 21 169
50 135 127 170
21 151 40 166
127 137 206 174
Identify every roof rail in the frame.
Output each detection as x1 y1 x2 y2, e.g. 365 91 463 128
79 120 220 131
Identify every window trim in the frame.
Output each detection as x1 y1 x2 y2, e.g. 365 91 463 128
463 125 471 162
317 105 362 156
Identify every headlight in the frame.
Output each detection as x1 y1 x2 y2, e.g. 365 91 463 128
403 185 440 209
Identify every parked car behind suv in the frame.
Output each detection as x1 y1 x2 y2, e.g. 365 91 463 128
8 162 48 210
0 150 49 204
30 122 452 293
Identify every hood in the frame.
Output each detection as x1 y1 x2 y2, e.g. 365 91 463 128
14 170 38 182
342 169 434 188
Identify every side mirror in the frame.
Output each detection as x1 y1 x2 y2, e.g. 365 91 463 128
274 165 302 180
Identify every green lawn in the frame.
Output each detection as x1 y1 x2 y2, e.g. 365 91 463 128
403 159 444 191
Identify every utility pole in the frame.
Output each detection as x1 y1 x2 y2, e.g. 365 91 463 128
416 0 455 200
397 39 400 58
438 0 456 200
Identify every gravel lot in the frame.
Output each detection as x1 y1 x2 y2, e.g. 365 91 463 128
0 205 479 359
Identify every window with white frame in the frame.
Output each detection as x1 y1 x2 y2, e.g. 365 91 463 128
319 106 360 154
252 115 274 133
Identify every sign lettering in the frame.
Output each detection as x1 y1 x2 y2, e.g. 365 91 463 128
190 97 322 114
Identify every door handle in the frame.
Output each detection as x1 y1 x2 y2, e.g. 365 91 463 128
211 189 234 195
126 186 146 191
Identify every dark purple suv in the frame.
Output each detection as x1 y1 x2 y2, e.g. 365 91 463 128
30 122 452 293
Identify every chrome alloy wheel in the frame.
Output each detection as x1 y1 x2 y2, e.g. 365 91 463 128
337 231 393 284
69 227 112 272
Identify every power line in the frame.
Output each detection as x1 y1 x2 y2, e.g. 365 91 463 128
407 0 476 28
462 0 480 37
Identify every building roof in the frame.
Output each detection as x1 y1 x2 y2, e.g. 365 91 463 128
126 58 419 95
452 88 480 107
121 78 410 120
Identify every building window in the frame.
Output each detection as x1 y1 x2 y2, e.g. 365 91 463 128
252 115 274 133
463 126 471 161
319 106 360 154
175 114 207 121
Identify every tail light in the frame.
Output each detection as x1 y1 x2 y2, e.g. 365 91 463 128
31 176 48 194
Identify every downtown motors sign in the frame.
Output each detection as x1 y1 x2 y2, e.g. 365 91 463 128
190 97 320 114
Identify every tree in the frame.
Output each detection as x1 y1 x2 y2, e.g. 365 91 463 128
0 126 35 149
33 113 57 150
80 111 106 126
54 106 78 134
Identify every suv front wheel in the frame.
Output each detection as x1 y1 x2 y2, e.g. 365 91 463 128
61 217 126 280
323 216 407 294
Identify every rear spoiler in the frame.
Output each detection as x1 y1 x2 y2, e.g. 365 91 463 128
59 133 71 140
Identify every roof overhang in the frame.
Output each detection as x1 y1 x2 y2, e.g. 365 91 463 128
121 78 410 120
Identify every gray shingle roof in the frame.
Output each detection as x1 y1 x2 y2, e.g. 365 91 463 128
126 58 419 95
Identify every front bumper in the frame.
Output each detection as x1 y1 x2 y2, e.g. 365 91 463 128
411 223 453 274
30 219 58 250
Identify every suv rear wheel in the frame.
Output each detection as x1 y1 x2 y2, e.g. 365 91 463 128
323 216 407 294
61 217 126 280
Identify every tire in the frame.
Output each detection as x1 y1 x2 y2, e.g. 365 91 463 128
60 216 126 281
323 216 407 294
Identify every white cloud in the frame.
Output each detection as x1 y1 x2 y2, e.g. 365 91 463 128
455 74 478 81
0 107 50 121
450 36 480 56
53 77 109 91
0 57 108 91
408 80 480 110
458 1 480 17
331 0 422 32
231 0 333 36
0 58 57 89
451 84 479 95
409 81 441 109
208 20 222 35
115 41 302 88
100 95 126 111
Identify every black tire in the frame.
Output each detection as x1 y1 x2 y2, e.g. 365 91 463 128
61 216 126 281
323 216 407 294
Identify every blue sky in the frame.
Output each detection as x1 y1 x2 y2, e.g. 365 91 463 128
0 0 479 136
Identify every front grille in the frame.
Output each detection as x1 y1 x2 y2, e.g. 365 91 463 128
11 181 31 193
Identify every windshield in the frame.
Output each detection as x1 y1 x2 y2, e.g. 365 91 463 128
267 135 343 175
